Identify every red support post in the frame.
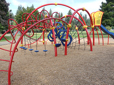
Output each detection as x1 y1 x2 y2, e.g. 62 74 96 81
43 22 45 45
92 28 95 45
99 27 104 45
107 35 109 45
52 28 57 56
96 28 100 45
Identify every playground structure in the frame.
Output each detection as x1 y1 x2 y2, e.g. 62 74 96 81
0 3 114 85
90 11 114 45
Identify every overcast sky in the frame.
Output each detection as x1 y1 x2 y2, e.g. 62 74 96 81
6 0 106 15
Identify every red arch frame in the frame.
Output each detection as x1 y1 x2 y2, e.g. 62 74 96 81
0 3 93 85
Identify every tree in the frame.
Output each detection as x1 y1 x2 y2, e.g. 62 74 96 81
40 7 47 19
54 13 58 18
9 10 14 25
0 0 9 32
60 12 63 18
65 9 72 23
83 14 90 28
15 5 39 24
49 9 52 17
100 0 114 26
15 5 23 24
106 26 112 30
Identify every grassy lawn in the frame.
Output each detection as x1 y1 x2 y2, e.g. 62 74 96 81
0 35 12 42
0 33 19 42
0 30 114 42
24 30 114 39
31 33 43 39
69 30 114 38
89 30 114 38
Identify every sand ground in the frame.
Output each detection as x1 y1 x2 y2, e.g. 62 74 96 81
0 38 114 85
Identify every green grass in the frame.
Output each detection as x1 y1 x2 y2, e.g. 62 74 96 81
69 30 114 38
0 36 12 42
0 30 114 42
0 33 20 42
89 30 114 38
31 33 43 39
25 33 48 39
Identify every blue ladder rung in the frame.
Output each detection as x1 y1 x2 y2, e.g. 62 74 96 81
43 50 48 52
61 38 66 42
29 49 33 51
55 43 61 47
34 50 39 52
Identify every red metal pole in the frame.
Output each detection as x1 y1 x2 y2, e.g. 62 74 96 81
43 22 45 45
92 28 95 45
85 28 93 51
76 28 80 44
107 35 109 45
50 19 57 56
52 28 57 56
99 27 104 45
96 28 100 45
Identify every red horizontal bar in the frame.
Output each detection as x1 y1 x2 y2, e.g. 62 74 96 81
0 59 14 62
0 70 13 76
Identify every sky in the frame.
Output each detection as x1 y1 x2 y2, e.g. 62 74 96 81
6 0 106 16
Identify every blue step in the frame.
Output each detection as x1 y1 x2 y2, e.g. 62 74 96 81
43 50 48 52
61 39 66 42
34 50 39 52
29 49 33 51
23 47 27 50
20 47 24 49
20 47 27 50
55 43 61 47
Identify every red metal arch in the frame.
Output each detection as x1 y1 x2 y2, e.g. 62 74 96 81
7 17 70 85
24 3 86 27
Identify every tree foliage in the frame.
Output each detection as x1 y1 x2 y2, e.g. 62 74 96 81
49 9 52 16
100 0 114 26
106 26 112 30
60 13 63 18
0 0 9 32
65 9 72 23
65 10 90 31
15 5 39 24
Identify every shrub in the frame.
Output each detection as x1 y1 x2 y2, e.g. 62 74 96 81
106 26 111 30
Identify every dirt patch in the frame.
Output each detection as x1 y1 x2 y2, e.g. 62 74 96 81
0 38 114 85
